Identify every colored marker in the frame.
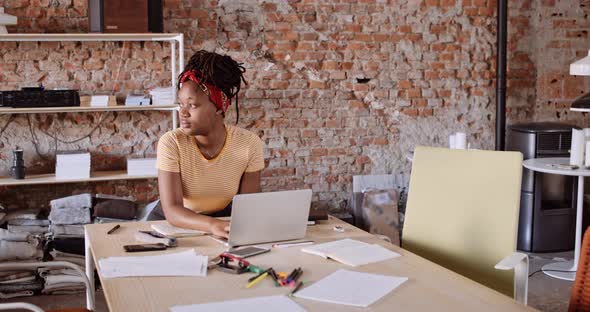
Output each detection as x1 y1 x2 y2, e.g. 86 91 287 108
248 268 271 282
269 268 280 287
245 272 268 289
289 281 304 296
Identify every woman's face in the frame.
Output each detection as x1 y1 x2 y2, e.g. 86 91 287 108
177 80 221 136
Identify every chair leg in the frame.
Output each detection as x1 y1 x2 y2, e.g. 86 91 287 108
495 252 529 305
513 255 529 305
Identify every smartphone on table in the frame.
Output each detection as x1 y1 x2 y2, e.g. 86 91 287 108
226 246 270 258
123 243 168 252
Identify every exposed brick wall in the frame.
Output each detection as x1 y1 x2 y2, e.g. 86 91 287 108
1 0 587 214
528 0 590 123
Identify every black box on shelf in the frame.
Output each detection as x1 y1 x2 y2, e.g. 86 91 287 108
0 88 80 108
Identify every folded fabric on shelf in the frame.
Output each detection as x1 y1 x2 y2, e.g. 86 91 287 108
0 240 43 261
42 274 86 295
7 225 49 235
0 290 35 299
49 207 91 225
0 271 35 282
94 198 137 220
0 279 43 293
0 290 34 299
49 193 92 210
3 209 40 221
8 219 50 226
38 268 80 277
50 224 85 238
49 250 85 267
43 274 85 287
0 228 31 242
0 276 36 284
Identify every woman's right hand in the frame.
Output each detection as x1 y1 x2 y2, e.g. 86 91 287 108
209 219 230 238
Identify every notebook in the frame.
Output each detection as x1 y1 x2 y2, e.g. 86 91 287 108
301 239 400 266
293 269 407 307
151 222 207 238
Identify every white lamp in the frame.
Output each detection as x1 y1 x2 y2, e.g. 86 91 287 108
0 7 17 34
570 50 590 112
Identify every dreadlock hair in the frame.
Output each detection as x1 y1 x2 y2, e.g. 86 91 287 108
178 50 247 124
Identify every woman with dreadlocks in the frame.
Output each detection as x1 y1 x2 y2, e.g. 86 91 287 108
151 50 264 238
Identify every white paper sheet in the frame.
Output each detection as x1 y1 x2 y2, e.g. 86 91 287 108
169 295 307 312
294 269 407 307
301 239 400 266
99 249 207 278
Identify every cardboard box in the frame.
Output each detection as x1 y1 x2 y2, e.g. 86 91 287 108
80 95 118 107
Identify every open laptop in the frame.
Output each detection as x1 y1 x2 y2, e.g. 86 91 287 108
211 189 312 248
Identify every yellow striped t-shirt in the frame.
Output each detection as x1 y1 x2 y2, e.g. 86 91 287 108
156 125 264 214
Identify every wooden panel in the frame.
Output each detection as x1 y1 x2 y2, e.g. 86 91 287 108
103 0 148 33
85 217 535 312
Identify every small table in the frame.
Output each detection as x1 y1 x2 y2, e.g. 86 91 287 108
523 157 590 281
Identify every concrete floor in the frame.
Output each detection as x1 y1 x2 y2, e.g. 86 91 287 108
1 251 575 311
527 250 574 312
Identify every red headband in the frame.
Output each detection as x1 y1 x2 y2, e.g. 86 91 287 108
179 70 230 112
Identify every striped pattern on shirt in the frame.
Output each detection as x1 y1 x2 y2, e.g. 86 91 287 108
157 125 264 214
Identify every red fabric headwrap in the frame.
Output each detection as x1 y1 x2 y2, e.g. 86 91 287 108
179 70 230 112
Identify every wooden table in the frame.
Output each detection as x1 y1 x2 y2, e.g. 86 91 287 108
84 217 535 312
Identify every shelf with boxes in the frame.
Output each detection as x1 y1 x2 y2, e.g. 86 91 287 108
0 170 156 187
0 33 184 186
0 104 178 114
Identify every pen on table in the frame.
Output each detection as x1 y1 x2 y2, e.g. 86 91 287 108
289 268 303 284
289 281 304 296
286 267 301 284
272 241 314 248
289 268 303 286
107 224 120 235
285 268 298 283
269 268 280 287
245 271 268 289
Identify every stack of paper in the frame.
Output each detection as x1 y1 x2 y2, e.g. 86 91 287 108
301 239 400 266
127 158 157 176
170 295 306 312
125 95 151 106
149 87 174 105
98 249 207 278
151 222 207 238
294 269 407 307
55 151 90 179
